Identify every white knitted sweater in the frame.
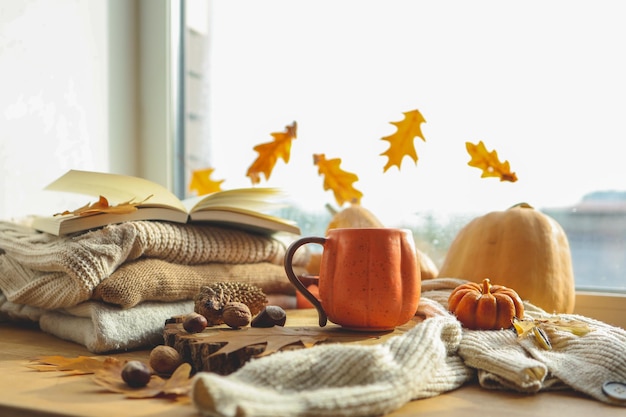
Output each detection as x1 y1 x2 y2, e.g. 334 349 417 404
192 278 626 416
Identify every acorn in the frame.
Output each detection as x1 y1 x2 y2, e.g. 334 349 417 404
251 305 287 327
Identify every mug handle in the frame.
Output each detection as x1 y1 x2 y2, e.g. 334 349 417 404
284 236 328 327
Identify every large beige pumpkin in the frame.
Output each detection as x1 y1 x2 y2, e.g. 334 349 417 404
438 203 575 314
325 204 439 279
325 204 384 231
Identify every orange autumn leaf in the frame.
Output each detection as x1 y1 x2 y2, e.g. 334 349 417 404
380 109 427 172
246 121 297 184
313 153 363 206
93 363 192 399
54 195 153 217
189 167 225 196
28 355 191 400
28 355 123 375
466 140 518 182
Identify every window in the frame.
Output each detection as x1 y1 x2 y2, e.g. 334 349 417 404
182 0 626 295
1 1 623 326
0 0 109 219
0 0 181 219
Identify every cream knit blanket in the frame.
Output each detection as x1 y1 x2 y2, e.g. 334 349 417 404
192 278 626 416
0 220 307 309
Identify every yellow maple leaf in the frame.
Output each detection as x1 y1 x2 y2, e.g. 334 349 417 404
380 109 427 172
313 153 363 206
189 168 225 196
246 121 297 184
466 140 518 182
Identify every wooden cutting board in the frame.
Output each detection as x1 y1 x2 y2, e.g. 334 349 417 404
163 309 416 375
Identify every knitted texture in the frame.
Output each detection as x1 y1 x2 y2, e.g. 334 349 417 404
458 327 549 392
192 298 475 417
0 220 307 309
439 281 626 405
93 259 302 308
519 312 626 405
38 299 194 353
192 278 626 416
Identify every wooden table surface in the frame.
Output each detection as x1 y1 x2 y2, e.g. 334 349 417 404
1 309 621 417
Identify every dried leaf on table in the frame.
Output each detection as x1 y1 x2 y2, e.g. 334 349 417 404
93 363 193 399
54 195 153 217
203 326 377 358
246 121 297 184
313 153 363 206
466 140 518 182
513 317 593 350
380 109 427 172
27 355 122 375
189 167 225 196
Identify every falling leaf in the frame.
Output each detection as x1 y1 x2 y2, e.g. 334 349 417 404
466 140 518 182
189 168 225 196
313 153 363 206
246 121 297 184
380 109 427 172
93 363 192 399
54 195 153 217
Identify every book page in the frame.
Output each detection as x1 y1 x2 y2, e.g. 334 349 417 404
44 170 187 212
184 187 288 213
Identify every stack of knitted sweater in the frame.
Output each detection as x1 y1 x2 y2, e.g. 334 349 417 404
0 220 308 352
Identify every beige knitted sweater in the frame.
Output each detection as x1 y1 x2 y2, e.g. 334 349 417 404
0 220 307 309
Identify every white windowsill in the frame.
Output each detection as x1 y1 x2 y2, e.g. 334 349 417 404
574 291 626 329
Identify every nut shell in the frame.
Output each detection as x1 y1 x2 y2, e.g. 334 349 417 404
251 305 287 327
183 312 208 333
121 360 151 387
194 282 267 325
222 302 252 329
149 345 183 375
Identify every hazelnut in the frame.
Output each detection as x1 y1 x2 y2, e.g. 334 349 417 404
222 302 251 329
183 312 208 333
121 360 151 387
251 305 287 328
149 345 183 375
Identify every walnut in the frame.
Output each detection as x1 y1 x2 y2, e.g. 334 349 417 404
194 282 267 325
222 302 252 329
149 345 182 375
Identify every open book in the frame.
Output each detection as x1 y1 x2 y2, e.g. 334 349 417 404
31 170 301 236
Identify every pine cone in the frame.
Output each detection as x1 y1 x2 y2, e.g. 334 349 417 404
194 282 268 325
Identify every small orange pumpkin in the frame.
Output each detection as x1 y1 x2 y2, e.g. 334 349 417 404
448 278 524 330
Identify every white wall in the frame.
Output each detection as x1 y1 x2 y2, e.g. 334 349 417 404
0 0 177 220
0 0 109 219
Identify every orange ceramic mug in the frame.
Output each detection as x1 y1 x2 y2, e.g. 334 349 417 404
284 228 421 331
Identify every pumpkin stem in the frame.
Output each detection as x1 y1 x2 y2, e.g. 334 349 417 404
481 278 492 294
509 202 534 209
325 203 338 216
